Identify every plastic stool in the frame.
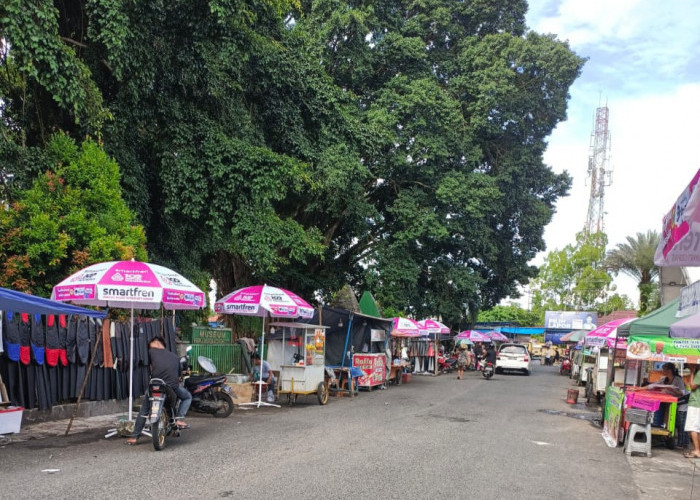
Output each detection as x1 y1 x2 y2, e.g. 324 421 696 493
625 423 652 457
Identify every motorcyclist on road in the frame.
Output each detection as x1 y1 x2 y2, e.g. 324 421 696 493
126 337 192 445
484 344 497 366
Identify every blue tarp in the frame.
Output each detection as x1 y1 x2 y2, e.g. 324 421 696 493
501 327 546 335
0 287 106 318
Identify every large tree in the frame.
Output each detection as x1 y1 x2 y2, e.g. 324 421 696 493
606 230 659 314
2 0 584 322
0 134 146 295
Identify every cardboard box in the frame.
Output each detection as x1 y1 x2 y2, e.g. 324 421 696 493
226 383 253 406
0 406 23 434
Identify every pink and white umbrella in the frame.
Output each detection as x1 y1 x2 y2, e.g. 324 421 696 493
584 318 633 348
420 319 451 334
456 330 491 343
483 331 509 342
52 260 206 419
214 285 314 408
214 284 313 319
52 260 206 309
390 317 426 337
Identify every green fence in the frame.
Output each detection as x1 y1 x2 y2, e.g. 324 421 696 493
188 344 245 374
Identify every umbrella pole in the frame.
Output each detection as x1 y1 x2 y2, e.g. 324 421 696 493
128 308 134 421
239 313 279 408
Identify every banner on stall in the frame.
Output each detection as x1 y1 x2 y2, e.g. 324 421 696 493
627 334 700 364
353 353 386 387
655 168 700 267
678 280 700 318
544 311 597 330
602 385 624 448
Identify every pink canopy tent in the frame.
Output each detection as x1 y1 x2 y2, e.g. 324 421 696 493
420 319 450 334
584 318 632 348
482 331 509 342
390 317 426 337
456 330 490 343
670 313 700 338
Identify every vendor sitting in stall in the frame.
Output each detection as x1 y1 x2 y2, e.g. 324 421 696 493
249 352 276 399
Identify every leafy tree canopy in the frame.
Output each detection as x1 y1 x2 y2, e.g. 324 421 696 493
477 304 541 327
0 134 146 295
1 0 584 323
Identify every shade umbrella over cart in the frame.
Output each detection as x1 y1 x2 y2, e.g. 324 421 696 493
214 284 314 408
51 260 206 420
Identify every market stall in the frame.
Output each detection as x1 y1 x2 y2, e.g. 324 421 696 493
267 322 330 406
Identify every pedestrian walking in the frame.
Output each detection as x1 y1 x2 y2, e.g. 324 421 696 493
456 343 468 380
684 364 700 459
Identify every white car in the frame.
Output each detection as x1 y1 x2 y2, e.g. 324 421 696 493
496 343 531 375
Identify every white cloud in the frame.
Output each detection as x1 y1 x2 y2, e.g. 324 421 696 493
522 1 700 306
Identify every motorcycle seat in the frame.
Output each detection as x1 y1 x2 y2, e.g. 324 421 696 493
184 375 225 388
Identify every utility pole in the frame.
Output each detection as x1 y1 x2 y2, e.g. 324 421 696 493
584 104 612 244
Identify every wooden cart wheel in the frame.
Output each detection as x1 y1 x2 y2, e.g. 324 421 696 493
317 382 328 405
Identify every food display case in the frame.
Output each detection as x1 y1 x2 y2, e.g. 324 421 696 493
268 322 330 406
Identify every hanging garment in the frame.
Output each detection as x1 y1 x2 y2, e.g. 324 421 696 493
102 319 113 368
45 315 61 367
19 313 31 365
3 311 21 362
66 316 78 364
76 316 89 364
30 314 45 365
58 315 68 366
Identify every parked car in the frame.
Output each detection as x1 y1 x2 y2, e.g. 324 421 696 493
496 343 531 375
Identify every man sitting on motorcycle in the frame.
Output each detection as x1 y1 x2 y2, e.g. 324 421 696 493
484 344 497 367
126 337 192 445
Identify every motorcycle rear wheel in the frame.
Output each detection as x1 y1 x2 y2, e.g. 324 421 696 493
212 392 234 418
152 411 167 451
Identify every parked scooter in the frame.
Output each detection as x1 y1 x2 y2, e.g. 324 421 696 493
482 361 494 380
438 354 457 374
560 357 572 376
147 377 181 451
180 353 235 418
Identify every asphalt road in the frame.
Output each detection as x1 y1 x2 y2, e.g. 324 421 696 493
1 364 638 500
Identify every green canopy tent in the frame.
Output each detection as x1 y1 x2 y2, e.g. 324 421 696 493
358 291 381 318
617 298 680 338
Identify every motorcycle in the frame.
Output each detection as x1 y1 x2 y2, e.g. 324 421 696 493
482 361 494 380
181 353 235 418
438 354 457 374
147 377 181 451
560 357 572 376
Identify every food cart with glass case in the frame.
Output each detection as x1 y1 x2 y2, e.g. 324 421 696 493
267 322 329 406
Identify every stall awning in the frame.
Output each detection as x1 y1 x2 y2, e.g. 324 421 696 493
0 287 106 318
617 298 679 337
501 327 545 335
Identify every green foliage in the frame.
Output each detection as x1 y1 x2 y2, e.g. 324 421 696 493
1 0 584 326
0 134 146 295
531 231 613 313
477 304 541 327
597 293 634 317
606 230 659 314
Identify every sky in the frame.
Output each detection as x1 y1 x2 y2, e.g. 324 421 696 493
522 0 700 306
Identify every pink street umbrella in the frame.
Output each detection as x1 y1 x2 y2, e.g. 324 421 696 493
456 330 491 343
390 317 426 337
214 284 314 408
483 331 509 342
584 318 633 348
52 260 206 419
420 319 451 334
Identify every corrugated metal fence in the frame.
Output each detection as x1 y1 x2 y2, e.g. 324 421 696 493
189 344 244 374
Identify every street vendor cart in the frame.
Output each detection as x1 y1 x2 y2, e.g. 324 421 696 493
268 322 330 406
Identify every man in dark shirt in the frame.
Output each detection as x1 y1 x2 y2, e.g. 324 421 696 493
126 337 191 445
485 344 497 366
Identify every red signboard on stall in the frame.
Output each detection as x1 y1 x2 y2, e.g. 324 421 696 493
353 353 386 387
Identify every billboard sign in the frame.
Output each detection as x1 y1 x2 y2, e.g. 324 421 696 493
544 311 597 330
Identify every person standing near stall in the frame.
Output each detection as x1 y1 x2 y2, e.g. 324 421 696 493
684 364 700 459
456 343 468 380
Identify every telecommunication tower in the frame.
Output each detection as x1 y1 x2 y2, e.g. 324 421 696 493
584 105 612 240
